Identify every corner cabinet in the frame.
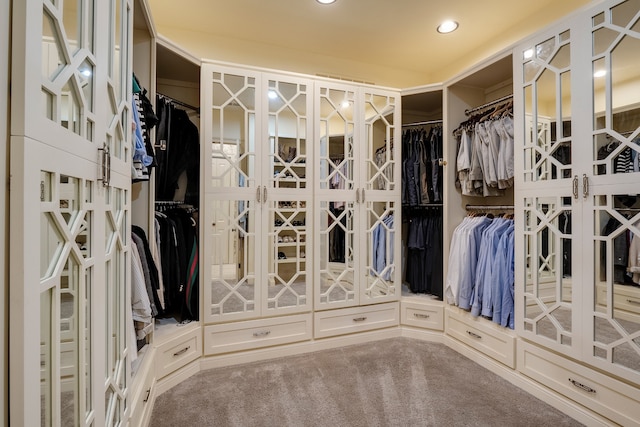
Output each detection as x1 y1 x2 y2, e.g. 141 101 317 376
514 0 640 422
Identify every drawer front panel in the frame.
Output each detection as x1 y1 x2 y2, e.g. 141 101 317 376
156 329 202 379
130 352 155 427
446 308 516 368
204 313 312 355
519 341 640 426
401 301 444 331
314 303 399 339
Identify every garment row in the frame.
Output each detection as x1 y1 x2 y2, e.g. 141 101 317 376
601 213 640 286
454 105 514 197
404 208 443 299
402 125 443 205
155 96 200 205
445 215 515 329
132 75 159 182
371 214 395 281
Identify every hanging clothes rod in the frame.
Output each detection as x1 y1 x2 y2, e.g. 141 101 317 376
157 92 200 112
465 94 513 116
402 119 443 128
466 204 514 210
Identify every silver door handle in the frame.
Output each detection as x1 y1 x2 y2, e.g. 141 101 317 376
413 313 430 319
352 317 367 322
467 330 482 339
582 174 588 199
569 378 596 394
572 175 578 200
256 187 262 203
263 186 268 203
253 330 271 337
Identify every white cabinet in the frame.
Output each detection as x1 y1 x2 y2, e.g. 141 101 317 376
314 80 402 310
10 0 134 425
514 0 640 393
201 63 314 326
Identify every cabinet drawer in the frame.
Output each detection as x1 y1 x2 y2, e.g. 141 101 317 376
155 327 201 379
401 300 444 331
204 313 312 355
445 307 516 368
314 303 399 339
519 341 640 426
130 351 155 427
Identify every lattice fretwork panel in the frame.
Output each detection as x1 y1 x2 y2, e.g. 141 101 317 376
268 79 309 190
208 198 258 317
318 200 356 305
592 193 640 371
40 171 95 426
103 184 128 427
41 0 98 141
363 92 396 191
318 87 355 190
266 200 308 311
522 195 574 347
592 1 640 176
522 30 573 183
210 71 258 190
364 201 397 299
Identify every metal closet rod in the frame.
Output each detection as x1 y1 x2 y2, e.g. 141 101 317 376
464 94 513 116
402 119 443 127
466 204 514 210
157 92 200 112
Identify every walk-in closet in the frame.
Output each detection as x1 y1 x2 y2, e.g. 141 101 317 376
4 0 640 426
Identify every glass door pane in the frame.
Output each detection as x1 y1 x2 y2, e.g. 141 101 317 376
362 91 398 192
521 30 573 184
591 192 640 375
591 1 640 181
317 84 356 191
317 200 356 307
522 195 574 347
362 200 398 302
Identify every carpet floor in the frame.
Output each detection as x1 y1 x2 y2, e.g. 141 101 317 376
150 337 584 427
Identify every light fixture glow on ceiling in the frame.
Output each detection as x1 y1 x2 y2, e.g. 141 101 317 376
594 69 607 78
316 0 336 4
437 20 458 34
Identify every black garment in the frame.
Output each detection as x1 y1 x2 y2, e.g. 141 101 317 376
404 208 443 299
155 99 200 205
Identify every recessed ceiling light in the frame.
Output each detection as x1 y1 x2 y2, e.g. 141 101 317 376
594 69 606 78
317 0 336 4
437 20 458 34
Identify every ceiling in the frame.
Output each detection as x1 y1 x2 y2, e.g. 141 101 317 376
147 0 593 88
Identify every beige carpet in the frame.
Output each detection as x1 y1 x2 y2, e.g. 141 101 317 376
150 337 583 427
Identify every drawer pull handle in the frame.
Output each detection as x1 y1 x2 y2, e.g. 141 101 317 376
627 299 640 305
173 346 190 357
143 388 151 403
467 330 482 339
414 313 430 319
569 378 596 394
353 317 367 322
253 330 271 337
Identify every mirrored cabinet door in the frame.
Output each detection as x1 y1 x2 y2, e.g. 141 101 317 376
516 24 580 354
586 0 640 381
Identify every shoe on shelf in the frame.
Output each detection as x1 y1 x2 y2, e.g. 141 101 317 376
278 251 287 259
300 251 306 258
